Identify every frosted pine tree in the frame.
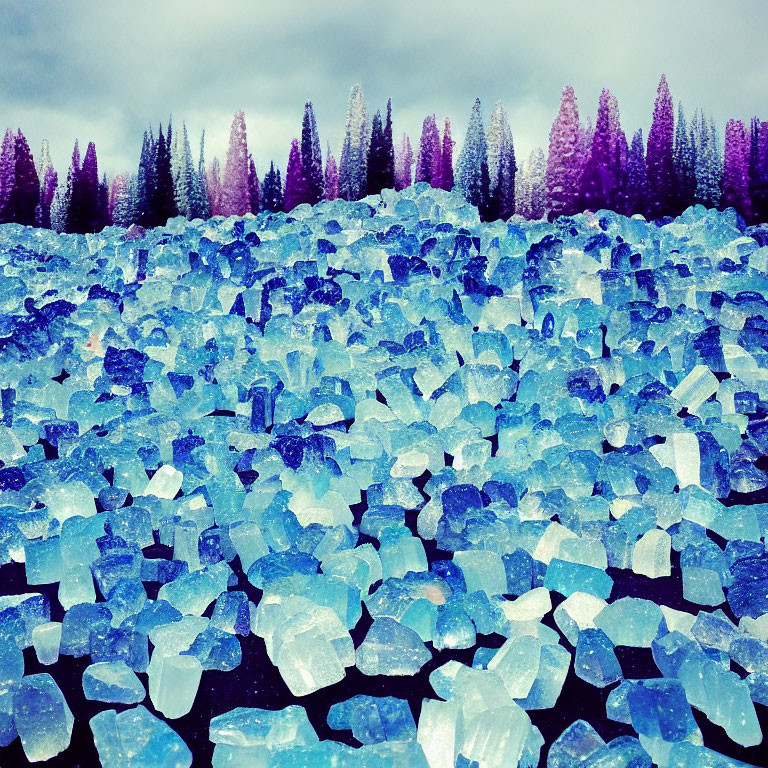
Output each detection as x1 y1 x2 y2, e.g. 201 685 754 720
528 148 547 219
383 99 395 191
191 130 210 220
324 147 339 200
625 129 647 216
415 114 440 186
248 154 260 214
301 102 324 205
367 110 389 195
35 139 56 228
457 98 490 217
221 111 250 216
7 131 40 226
545 85 581 219
206 157 224 216
695 114 721 208
35 139 52 184
339 84 369 201
673 103 696 214
487 101 517 219
722 118 752 220
111 174 134 227
394 133 413 191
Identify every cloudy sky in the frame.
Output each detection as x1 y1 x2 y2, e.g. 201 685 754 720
2 1 767 179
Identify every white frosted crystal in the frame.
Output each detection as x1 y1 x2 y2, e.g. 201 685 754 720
144 464 183 499
453 550 507 597
275 630 346 697
148 653 202 718
502 588 552 623
32 621 62 665
553 592 607 646
41 481 96 523
631 529 672 578
670 364 718 413
649 432 700 488
533 522 578 565
488 636 541 699
417 699 460 768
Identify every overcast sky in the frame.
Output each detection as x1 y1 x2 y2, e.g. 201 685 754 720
2 1 767 179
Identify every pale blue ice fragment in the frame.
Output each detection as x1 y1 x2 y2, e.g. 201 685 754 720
588 736 652 768
90 705 192 768
157 560 232 615
625 678 698 743
669 742 762 768
184 626 242 671
574 628 622 687
327 695 416 744
594 597 663 647
544 559 613 599
547 719 605 767
453 549 507 597
0 640 23 687
0 592 50 648
433 601 476 650
356 617 431 676
13 673 74 762
516 643 570 710
0 688 16 747
82 660 145 704
211 590 250 635
209 705 317 750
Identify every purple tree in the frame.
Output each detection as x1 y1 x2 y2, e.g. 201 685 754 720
415 114 440 186
645 74 676 218
6 130 39 226
625 129 647 216
283 138 306 212
722 118 752 220
579 89 617 213
748 118 768 224
545 85 581 219
439 118 455 191
324 147 339 201
221 111 250 216
301 102 324 205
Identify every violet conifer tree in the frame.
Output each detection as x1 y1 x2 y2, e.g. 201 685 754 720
4 130 39 226
722 118 752 220
748 118 768 224
221 111 250 216
152 125 177 226
301 102 324 205
579 89 616 213
645 74 676 218
545 85 581 219
283 138 306 212
625 129 647 217
673 103 696 214
439 118 455 192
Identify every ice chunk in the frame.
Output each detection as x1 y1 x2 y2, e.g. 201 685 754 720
31 621 62 665
547 719 605 767
575 628 622 687
327 695 416 744
144 463 183 499
0 640 23 688
632 529 672 578
544 559 613 599
488 635 541 699
649 433 700 488
670 364 719 413
460 704 533 768
209 705 317 750
276 628 346 696
13 673 74 762
41 480 97 523
502 587 552 623
148 652 203 718
553 592 607 645
90 705 191 768
594 597 663 647
417 699 460 768
157 561 231 615
83 660 146 704
356 617 431 676
453 549 507 597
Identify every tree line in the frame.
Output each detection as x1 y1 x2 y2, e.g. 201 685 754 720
0 75 766 233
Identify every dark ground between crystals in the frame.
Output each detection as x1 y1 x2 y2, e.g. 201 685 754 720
1 446 768 768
